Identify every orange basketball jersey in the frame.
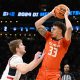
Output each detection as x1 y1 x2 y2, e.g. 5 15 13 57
40 31 71 70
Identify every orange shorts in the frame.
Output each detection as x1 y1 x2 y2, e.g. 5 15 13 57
36 69 61 80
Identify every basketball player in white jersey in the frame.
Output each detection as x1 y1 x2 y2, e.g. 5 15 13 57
1 39 44 80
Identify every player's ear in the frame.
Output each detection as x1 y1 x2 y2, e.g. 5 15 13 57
16 47 19 52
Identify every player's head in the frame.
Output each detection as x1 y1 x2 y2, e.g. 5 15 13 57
51 21 66 39
9 39 26 55
64 64 70 73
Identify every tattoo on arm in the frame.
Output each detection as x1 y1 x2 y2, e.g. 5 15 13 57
37 27 47 37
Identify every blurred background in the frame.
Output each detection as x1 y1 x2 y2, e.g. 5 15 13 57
0 0 80 80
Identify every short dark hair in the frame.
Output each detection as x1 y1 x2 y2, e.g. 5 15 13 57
8 39 22 54
52 21 66 36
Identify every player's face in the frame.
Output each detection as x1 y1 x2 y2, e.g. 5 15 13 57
18 42 26 55
51 26 62 38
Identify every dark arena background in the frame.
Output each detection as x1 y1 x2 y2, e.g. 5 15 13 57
0 0 80 80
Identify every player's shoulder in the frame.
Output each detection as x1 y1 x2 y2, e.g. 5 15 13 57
9 55 22 62
61 37 71 43
44 31 52 40
11 55 21 59
45 31 51 36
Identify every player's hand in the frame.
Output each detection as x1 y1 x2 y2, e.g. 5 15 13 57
64 8 70 17
34 51 45 62
50 6 57 17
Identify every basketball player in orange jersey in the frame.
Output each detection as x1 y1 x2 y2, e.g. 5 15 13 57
35 7 72 80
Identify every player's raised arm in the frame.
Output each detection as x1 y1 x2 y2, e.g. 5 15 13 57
35 8 55 37
64 9 73 41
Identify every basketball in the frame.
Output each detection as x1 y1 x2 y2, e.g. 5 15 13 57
54 4 69 19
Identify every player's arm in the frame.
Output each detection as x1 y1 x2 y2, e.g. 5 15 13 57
16 51 44 74
35 9 55 37
64 9 73 41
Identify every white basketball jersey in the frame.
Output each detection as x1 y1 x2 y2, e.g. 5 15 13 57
1 54 23 80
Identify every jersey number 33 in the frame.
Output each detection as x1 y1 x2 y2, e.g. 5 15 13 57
48 46 58 57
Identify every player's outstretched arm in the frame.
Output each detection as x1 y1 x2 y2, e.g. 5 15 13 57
16 51 44 74
64 9 73 41
35 8 55 37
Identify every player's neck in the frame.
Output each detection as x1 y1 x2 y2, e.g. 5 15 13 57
57 36 63 40
16 52 23 57
56 35 63 40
